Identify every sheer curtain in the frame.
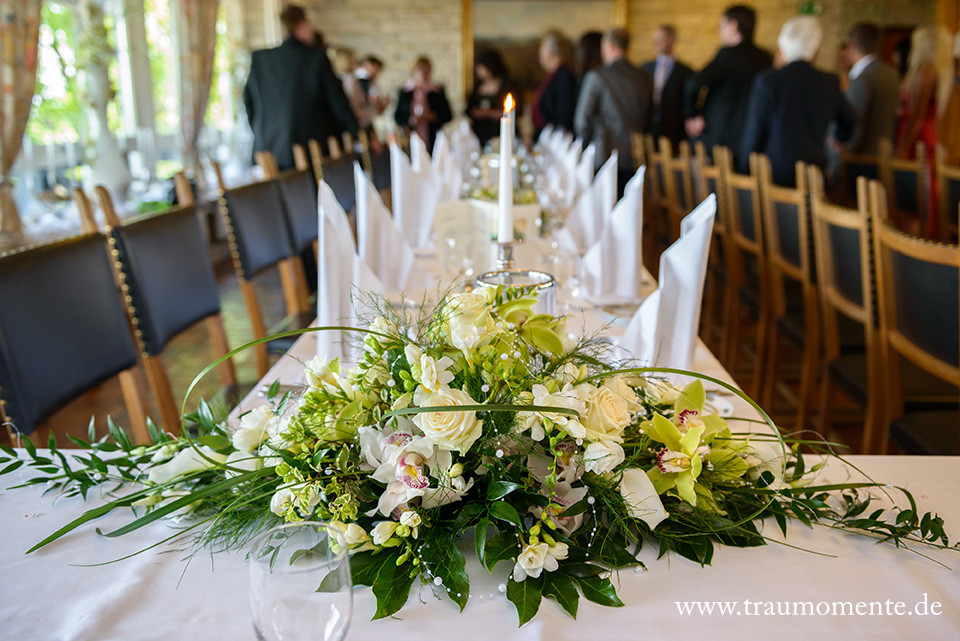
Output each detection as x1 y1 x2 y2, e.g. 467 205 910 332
0 1 42 234
176 0 219 189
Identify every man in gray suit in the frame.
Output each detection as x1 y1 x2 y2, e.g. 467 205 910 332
575 28 653 197
844 22 899 155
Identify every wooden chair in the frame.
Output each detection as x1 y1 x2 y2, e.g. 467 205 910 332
718 149 769 397
879 138 926 230
809 168 879 450
642 133 668 274
214 163 312 376
838 149 880 207
936 144 960 241
659 136 695 243
307 139 325 184
757 156 816 430
693 142 729 357
0 233 150 442
326 135 343 160
871 179 960 455
630 131 645 171
92 180 237 433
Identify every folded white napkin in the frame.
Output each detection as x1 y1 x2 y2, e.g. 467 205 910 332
453 119 482 182
317 181 383 363
581 166 645 304
431 131 464 203
556 150 619 255
389 141 439 249
575 143 597 195
354 162 423 293
619 194 717 370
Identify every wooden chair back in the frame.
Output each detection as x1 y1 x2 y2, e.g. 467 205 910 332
659 136 695 242
214 163 311 375
936 144 960 241
93 182 236 433
0 233 149 441
879 138 926 222
871 179 960 453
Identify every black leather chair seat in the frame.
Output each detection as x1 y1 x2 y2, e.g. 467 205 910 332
890 409 960 455
829 353 959 409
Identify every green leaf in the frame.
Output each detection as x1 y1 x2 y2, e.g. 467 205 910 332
0 460 24 475
196 435 231 451
267 379 281 400
0 444 15 457
87 418 96 443
574 575 624 608
474 516 489 566
483 530 519 572
350 551 385 586
420 534 470 611
543 572 579 618
23 437 36 458
450 502 484 533
47 432 57 452
506 574 543 626
487 481 520 501
370 556 416 620
489 501 524 529
561 562 605 578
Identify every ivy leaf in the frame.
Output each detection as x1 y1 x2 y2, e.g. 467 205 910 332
506 575 543 626
486 481 520 501
543 572 579 618
489 501 524 529
573 575 624 608
483 530 519 572
420 534 470 611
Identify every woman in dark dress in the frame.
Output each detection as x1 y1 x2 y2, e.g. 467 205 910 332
395 56 452 151
466 49 521 148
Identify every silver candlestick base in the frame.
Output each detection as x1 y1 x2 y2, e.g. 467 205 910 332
496 241 516 270
477 244 557 317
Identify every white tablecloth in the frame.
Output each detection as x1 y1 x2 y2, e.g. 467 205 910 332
3 453 958 640
5 268 960 640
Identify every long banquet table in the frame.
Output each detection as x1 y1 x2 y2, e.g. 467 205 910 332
3 265 960 640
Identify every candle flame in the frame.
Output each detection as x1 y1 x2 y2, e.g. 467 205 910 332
504 93 515 114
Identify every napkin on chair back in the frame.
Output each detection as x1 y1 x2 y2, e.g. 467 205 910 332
556 151 619 254
575 143 597 195
431 131 464 203
619 194 716 370
389 141 439 249
354 162 423 293
317 181 383 363
581 165 645 304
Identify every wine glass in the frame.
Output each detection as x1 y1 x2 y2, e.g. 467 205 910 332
248 522 353 641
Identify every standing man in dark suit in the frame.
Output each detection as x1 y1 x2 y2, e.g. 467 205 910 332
844 22 900 155
739 16 856 187
684 5 772 164
243 4 357 170
575 28 653 197
642 25 693 151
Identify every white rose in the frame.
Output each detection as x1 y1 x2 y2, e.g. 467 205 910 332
371 521 399 545
604 376 641 412
747 439 786 490
449 321 486 354
446 291 487 325
412 388 484 454
619 469 669 529
583 440 626 474
232 405 276 452
581 386 631 442
147 446 227 485
418 354 455 393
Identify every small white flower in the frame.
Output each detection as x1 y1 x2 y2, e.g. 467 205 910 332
231 405 277 452
147 446 227 485
583 440 626 474
269 487 295 517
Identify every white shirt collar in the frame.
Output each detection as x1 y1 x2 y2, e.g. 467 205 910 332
849 54 876 81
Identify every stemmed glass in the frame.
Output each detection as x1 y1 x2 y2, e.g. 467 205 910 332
248 522 353 641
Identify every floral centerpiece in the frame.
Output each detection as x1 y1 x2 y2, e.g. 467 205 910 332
4 286 955 626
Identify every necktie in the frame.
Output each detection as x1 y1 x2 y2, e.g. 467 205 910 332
654 58 669 107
